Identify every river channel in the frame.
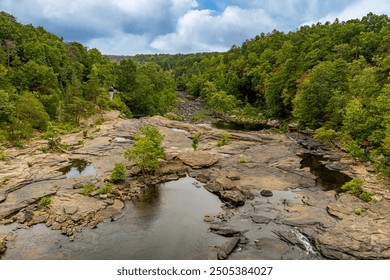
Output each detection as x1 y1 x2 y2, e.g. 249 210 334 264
2 177 225 259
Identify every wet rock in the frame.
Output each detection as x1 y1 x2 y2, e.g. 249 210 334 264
220 191 246 207
210 225 241 237
195 174 210 183
204 183 223 194
260 190 273 197
95 200 124 222
178 151 220 169
217 237 240 260
251 215 272 224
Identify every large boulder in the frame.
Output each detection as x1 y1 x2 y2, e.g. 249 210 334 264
220 191 246 207
178 151 220 169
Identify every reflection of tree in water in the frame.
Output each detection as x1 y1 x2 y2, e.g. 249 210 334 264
136 186 161 210
71 159 89 173
58 159 90 174
129 185 162 227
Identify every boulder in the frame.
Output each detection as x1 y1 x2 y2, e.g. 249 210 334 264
217 237 240 260
204 183 223 194
215 177 237 190
95 199 124 222
260 190 273 197
178 151 220 169
209 224 241 237
195 174 210 183
220 191 246 207
64 205 79 215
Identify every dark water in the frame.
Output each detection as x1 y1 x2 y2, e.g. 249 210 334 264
3 177 223 260
212 121 269 131
58 159 97 178
299 153 352 191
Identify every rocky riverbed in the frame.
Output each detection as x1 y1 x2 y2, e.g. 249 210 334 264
0 110 389 259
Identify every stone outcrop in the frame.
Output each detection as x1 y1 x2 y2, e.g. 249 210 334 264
177 151 220 169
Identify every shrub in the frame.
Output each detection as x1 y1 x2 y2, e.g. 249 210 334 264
39 197 52 207
192 133 200 151
95 117 104 126
314 127 340 146
238 155 249 164
82 130 88 138
359 192 372 202
354 208 366 215
82 184 96 195
98 182 113 195
344 140 367 160
341 178 364 196
164 113 184 121
110 162 126 184
341 178 372 202
217 131 231 147
125 125 165 173
0 150 5 160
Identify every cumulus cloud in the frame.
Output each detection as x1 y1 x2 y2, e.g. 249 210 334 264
302 0 390 26
0 0 388 54
151 6 276 53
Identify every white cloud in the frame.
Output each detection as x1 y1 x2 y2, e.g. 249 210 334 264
87 32 154 55
151 6 276 53
302 0 390 26
1 0 389 54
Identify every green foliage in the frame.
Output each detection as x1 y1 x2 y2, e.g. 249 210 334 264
98 182 113 195
191 109 208 122
237 155 250 164
82 130 88 138
192 132 200 151
110 162 126 184
125 125 165 173
341 178 364 196
217 131 231 147
359 192 372 202
314 127 340 146
354 208 366 215
0 149 5 160
344 140 368 160
82 184 96 195
95 117 104 126
39 197 52 207
164 112 184 121
341 178 372 202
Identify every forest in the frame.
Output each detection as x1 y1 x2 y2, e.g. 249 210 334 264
130 13 390 176
0 11 177 148
1 12 390 175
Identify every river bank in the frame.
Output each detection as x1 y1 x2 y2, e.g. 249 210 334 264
0 109 389 259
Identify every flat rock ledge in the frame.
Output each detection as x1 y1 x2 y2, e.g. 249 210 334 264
177 151 220 169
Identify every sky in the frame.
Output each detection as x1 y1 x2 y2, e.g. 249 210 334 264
1 0 390 55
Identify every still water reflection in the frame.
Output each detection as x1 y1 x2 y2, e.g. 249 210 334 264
3 177 223 260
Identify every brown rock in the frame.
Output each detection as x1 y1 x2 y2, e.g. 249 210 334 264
178 151 220 169
220 191 246 207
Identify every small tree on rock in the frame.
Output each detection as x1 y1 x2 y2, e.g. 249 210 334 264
124 125 165 174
